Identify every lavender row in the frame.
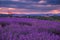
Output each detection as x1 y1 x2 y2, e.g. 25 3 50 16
1 31 60 40
0 17 60 40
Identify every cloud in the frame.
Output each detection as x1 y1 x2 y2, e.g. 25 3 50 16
38 0 46 4
0 0 40 3
0 0 60 14
0 0 60 5
11 0 20 1
46 0 60 5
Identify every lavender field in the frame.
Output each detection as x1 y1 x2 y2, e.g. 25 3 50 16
0 17 60 40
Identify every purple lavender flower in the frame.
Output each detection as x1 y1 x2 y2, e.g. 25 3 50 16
0 18 60 40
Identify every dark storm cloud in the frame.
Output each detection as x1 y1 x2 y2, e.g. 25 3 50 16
26 5 60 12
0 0 60 13
0 0 40 2
47 0 60 5
0 0 60 5
27 0 40 2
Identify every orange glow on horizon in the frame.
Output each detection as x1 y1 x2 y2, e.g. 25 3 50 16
51 10 60 14
0 8 16 10
8 8 16 10
0 8 2 10
0 7 60 14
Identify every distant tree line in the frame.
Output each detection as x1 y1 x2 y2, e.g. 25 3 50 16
0 14 60 21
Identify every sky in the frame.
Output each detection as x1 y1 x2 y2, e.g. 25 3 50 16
0 0 60 14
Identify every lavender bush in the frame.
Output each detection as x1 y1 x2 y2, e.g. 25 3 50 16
0 18 60 40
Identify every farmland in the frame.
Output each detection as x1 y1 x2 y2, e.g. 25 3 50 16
0 17 60 40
